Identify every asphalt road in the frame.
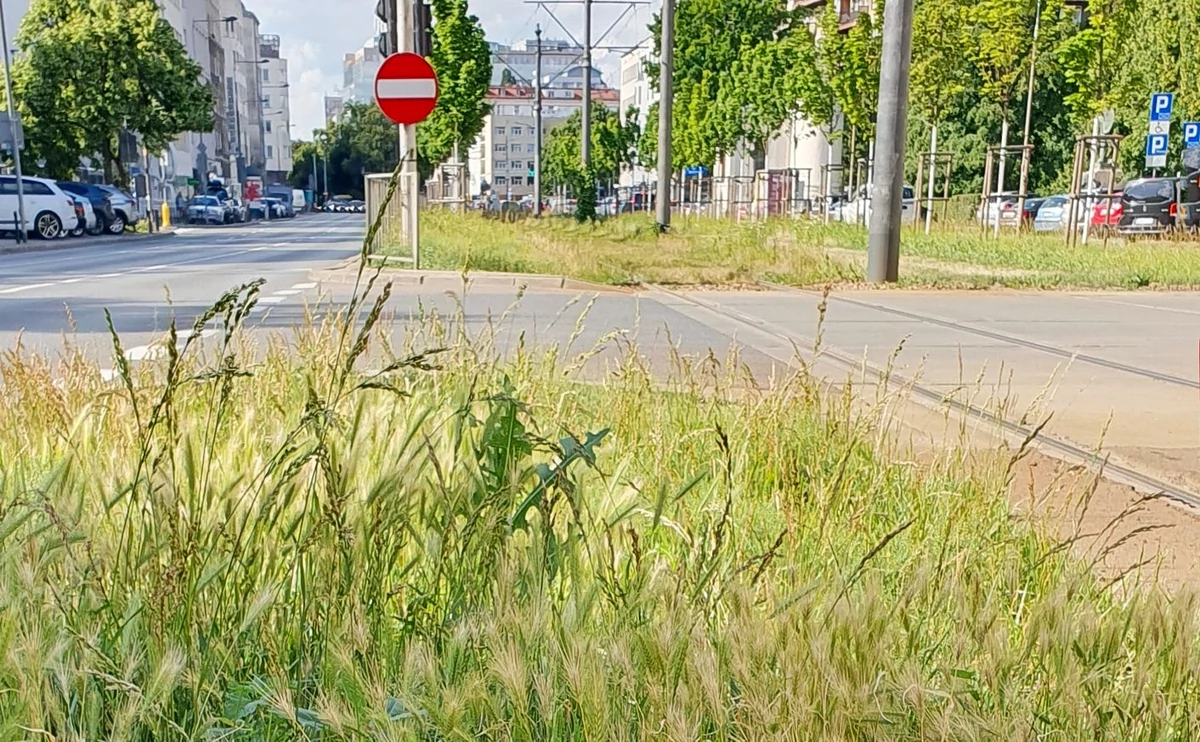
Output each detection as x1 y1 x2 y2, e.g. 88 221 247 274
0 212 364 358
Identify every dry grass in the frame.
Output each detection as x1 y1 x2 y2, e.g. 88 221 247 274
399 210 1200 290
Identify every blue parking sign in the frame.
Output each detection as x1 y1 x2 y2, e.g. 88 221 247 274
1185 122 1200 150
1151 93 1174 122
1146 133 1169 156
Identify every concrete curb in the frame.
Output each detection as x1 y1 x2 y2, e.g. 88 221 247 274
0 229 177 257
310 259 630 294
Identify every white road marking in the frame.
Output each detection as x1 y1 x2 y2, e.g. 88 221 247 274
291 282 317 290
273 289 302 296
0 282 53 294
258 296 286 304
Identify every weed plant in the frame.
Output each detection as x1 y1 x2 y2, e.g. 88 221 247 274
1 167 1199 739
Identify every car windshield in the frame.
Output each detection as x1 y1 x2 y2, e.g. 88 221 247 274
194 197 217 206
1125 180 1174 200
1041 196 1068 208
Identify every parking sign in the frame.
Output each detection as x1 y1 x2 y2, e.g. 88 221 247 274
1146 132 1169 168
1150 93 1174 122
1185 122 1200 150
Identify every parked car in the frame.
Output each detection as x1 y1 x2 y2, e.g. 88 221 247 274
95 185 139 234
249 198 288 220
187 195 226 225
227 198 250 223
57 181 117 235
836 185 920 224
1116 178 1177 236
1091 189 1124 232
977 192 1043 227
65 194 96 237
0 175 82 239
1032 194 1072 232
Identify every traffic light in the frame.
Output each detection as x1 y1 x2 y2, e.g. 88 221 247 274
414 0 433 58
375 0 397 56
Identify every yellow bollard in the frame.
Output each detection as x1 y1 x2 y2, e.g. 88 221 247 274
160 201 172 228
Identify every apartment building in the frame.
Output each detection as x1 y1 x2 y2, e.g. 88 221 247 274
468 85 621 199
618 44 656 187
343 41 384 104
260 34 293 183
489 38 582 87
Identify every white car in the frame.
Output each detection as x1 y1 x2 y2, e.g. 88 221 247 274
835 185 919 224
0 175 81 239
66 194 97 237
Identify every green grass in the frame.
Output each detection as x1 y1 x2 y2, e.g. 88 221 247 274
399 210 1200 289
1 268 1199 738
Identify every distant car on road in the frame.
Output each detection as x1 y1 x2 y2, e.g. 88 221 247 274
0 175 82 239
187 196 226 225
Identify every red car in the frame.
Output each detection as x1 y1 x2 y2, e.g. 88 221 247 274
1091 192 1124 230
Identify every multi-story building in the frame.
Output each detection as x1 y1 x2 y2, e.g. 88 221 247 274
489 39 583 87
325 95 346 127
343 41 383 104
260 34 292 183
618 44 656 188
468 84 621 199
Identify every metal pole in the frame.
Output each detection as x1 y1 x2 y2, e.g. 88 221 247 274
1081 116 1099 244
311 149 318 207
397 0 419 266
866 0 915 284
581 0 592 168
993 118 1008 238
0 2 27 243
925 125 936 234
655 0 675 231
534 25 544 217
1016 0 1041 225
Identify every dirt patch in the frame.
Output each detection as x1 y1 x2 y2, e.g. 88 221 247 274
824 247 1052 281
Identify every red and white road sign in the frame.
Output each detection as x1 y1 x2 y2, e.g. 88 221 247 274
374 53 440 126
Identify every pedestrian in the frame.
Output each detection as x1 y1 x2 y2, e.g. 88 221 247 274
175 192 185 220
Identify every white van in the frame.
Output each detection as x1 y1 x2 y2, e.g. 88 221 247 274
0 175 81 239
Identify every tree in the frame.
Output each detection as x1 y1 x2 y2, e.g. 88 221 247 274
418 0 492 168
10 0 213 184
967 0 1039 123
542 104 639 189
290 104 403 199
910 0 971 127
817 0 884 139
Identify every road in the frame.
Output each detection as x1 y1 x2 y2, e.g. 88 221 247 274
3 212 1198 504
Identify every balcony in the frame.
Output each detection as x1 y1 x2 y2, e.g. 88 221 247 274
837 0 872 32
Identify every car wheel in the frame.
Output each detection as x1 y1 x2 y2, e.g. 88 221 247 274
70 224 85 238
107 213 126 235
86 218 105 236
35 211 64 240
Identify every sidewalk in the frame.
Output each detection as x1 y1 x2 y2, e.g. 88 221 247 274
0 228 177 257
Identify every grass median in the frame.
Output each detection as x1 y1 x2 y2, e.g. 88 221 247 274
1 273 1198 737
394 209 1200 289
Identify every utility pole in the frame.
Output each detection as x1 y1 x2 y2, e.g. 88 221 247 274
0 0 27 243
581 0 592 169
534 25 544 216
1016 0 1042 224
655 0 675 232
395 0 419 265
866 0 915 284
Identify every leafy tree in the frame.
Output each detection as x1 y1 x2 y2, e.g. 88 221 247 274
289 105 403 199
10 0 213 184
910 0 971 127
542 104 639 189
967 0 1039 123
817 0 884 139
418 0 492 168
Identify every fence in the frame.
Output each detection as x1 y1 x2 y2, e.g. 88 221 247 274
364 172 417 260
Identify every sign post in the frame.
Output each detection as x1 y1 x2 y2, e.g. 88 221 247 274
1146 92 1173 170
375 50 438 268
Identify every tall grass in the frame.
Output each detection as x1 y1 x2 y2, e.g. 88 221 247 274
407 210 1200 289
2 183 1200 738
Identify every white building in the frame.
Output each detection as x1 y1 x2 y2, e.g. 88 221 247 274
260 34 292 183
468 85 622 199
618 45 656 188
490 39 584 87
343 41 383 104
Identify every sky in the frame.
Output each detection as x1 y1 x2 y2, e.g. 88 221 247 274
1 0 653 142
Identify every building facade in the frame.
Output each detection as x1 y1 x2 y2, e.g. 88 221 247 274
325 95 346 127
489 39 584 87
260 34 292 183
343 41 383 104
618 45 656 188
468 85 621 199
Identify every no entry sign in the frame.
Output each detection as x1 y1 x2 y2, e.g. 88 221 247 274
374 53 439 126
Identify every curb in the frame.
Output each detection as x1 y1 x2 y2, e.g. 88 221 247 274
309 259 628 294
0 229 178 257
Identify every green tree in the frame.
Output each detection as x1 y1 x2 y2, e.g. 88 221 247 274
418 0 492 167
817 0 884 138
967 0 1040 123
910 0 970 127
542 104 639 189
10 0 213 184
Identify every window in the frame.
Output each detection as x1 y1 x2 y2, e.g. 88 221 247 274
527 161 536 171
261 69 269 82
495 160 507 169
267 145 274 158
494 144 507 152
25 181 53 196
0 178 16 195
495 176 507 185
513 161 524 169
511 126 522 136
495 126 506 136
527 144 536 153
265 120 272 133
511 177 523 186
262 96 270 108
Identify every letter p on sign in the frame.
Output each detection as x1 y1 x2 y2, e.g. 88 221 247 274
1151 92 1174 122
